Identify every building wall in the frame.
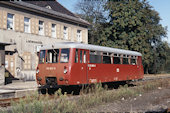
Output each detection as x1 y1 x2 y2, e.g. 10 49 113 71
0 7 88 43
0 4 88 80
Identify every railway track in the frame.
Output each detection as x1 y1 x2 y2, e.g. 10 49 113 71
143 75 170 81
0 93 72 108
0 97 23 107
0 75 170 108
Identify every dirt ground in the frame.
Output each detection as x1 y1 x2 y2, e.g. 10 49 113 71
88 84 170 112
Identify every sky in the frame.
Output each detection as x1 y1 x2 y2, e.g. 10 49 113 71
58 0 170 43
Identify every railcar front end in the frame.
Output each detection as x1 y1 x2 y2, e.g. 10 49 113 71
36 48 74 94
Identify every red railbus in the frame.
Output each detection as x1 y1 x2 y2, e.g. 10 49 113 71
36 42 144 94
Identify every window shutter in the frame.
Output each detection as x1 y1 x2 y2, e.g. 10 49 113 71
45 22 48 37
48 22 51 37
2 11 7 29
15 14 20 31
60 25 63 39
0 10 3 29
31 18 35 34
68 27 71 41
35 18 39 35
57 24 60 39
85 29 88 43
74 28 77 41
82 30 85 43
55 24 57 38
20 15 24 32
71 27 74 42
82 29 88 43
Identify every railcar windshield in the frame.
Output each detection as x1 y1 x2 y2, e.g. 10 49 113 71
60 48 70 63
46 49 59 63
39 50 46 64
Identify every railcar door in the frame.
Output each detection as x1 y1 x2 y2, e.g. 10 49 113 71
80 50 88 84
73 49 88 85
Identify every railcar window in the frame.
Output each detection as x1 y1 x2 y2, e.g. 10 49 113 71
123 58 129 64
80 50 83 63
46 49 59 63
90 51 95 54
103 56 111 64
90 54 102 63
75 49 78 63
60 49 70 63
109 53 112 56
39 50 46 64
131 59 136 65
114 57 120 64
83 51 86 63
103 52 107 55
90 51 102 63
114 54 118 57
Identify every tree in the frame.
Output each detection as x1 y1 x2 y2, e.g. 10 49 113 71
97 0 168 74
75 0 168 74
163 44 170 73
75 0 107 44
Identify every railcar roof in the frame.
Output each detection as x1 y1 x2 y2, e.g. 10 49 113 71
40 42 142 56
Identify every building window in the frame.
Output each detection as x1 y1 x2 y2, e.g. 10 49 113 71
7 13 14 30
23 53 31 70
39 20 44 35
63 26 68 40
24 17 30 33
46 5 52 9
77 30 82 42
51 24 56 38
5 61 8 68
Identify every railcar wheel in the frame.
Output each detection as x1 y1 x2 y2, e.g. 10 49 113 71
40 89 46 94
48 88 55 95
72 86 80 95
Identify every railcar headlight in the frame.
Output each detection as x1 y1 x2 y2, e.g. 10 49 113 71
64 69 67 74
36 68 39 74
64 66 67 74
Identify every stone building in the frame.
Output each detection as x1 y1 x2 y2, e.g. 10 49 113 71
0 1 89 81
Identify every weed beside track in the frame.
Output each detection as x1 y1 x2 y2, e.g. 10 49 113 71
0 78 170 113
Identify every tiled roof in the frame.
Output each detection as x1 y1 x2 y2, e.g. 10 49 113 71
0 1 90 26
25 1 76 17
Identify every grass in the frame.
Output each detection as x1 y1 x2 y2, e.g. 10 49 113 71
1 78 170 113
